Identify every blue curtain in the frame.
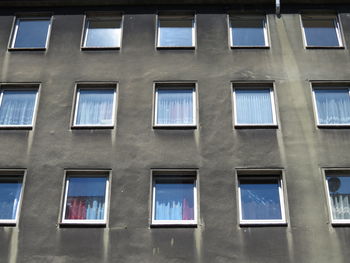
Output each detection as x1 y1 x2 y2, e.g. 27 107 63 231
0 90 37 125
155 183 194 220
0 181 22 220
315 89 350 124
236 89 274 124
157 89 193 125
76 89 114 125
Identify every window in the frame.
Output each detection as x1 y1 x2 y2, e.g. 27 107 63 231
61 172 110 225
0 173 24 225
73 85 116 128
312 85 350 126
10 17 51 49
233 84 277 126
229 15 269 47
82 16 122 49
157 15 195 48
301 15 343 48
154 84 196 127
238 173 286 225
0 87 38 128
151 171 197 226
325 171 350 224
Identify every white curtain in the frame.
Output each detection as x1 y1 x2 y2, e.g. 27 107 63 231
76 89 114 125
157 89 193 125
330 194 350 219
315 89 350 124
0 90 36 125
236 89 273 124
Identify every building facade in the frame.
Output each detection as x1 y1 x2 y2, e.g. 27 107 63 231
0 0 350 262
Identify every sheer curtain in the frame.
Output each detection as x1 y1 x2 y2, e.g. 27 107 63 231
155 183 194 220
236 89 273 124
330 194 350 219
76 89 114 125
65 177 107 221
0 90 36 125
315 89 350 124
157 89 193 125
0 181 22 220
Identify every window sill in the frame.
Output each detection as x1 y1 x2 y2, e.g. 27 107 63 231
240 221 287 227
151 223 197 228
331 221 350 226
157 46 195 50
59 222 107 228
71 125 114 130
0 221 17 226
8 47 47 51
153 124 197 130
231 46 270 49
81 46 120 51
317 124 350 129
306 46 345 49
235 124 278 129
0 125 33 130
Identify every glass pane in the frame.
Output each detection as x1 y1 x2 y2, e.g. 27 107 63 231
14 19 50 48
0 90 37 125
314 89 350 124
240 179 282 220
231 19 266 46
75 89 114 126
157 89 194 125
327 176 350 220
235 89 274 124
303 19 340 46
85 20 121 47
65 177 107 220
159 20 193 47
0 179 22 220
155 181 194 220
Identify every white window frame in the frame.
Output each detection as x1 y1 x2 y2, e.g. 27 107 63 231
151 175 198 226
312 85 350 127
238 176 287 225
0 87 39 128
301 15 344 48
157 15 196 48
324 173 350 225
229 15 269 48
233 85 278 127
10 16 52 50
61 175 110 225
0 174 24 225
72 86 117 128
154 85 197 128
82 16 122 49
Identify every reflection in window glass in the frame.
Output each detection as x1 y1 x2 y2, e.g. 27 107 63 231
158 19 194 47
314 89 350 125
84 19 121 48
235 89 274 125
154 181 194 221
327 176 350 220
240 179 282 220
303 18 341 47
231 19 267 46
0 179 22 221
64 177 107 221
75 89 115 126
156 89 194 125
13 18 50 48
0 90 37 126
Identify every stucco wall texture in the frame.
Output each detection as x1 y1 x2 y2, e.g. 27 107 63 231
0 3 350 263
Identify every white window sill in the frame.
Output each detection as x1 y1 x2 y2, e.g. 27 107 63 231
240 220 287 226
231 46 270 49
306 46 344 49
153 124 197 129
151 221 197 227
0 125 33 130
81 46 120 50
157 46 195 49
235 124 278 129
71 125 114 129
317 124 350 128
8 47 47 51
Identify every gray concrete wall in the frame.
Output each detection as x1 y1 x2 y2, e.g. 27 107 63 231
0 4 350 263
